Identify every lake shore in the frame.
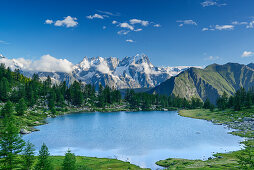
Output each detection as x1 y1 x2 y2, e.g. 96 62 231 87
17 107 251 169
19 105 177 134
156 108 254 169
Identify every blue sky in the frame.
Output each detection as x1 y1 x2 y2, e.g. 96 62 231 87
0 0 254 67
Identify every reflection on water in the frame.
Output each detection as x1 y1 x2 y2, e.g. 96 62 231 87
23 111 243 169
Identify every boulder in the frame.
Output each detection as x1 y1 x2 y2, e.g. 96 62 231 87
34 121 40 124
20 128 31 134
243 117 254 121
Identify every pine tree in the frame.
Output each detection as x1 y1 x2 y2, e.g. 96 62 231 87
70 81 83 106
16 98 27 116
203 99 211 109
22 141 35 170
209 104 215 112
0 116 25 170
1 101 14 118
48 90 56 114
234 91 241 111
0 77 10 102
246 92 252 109
97 84 105 108
217 91 228 110
35 143 52 170
62 149 76 170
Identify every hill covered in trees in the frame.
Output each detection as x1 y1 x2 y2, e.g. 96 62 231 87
150 63 254 104
1 62 254 119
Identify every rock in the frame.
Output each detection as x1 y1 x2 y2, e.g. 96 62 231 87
243 117 254 121
217 156 223 159
30 127 40 132
20 128 31 134
34 121 40 124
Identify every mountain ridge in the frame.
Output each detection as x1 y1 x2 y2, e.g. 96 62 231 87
0 54 199 89
150 62 254 104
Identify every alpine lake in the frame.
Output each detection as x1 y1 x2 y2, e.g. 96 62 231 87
23 111 244 169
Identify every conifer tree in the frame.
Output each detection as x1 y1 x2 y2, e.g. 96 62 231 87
203 99 211 109
0 115 25 170
0 77 10 102
16 98 27 116
62 149 76 170
1 101 14 118
209 104 215 112
22 141 35 170
246 92 252 109
35 143 52 170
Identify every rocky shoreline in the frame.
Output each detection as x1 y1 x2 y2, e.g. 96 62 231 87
211 116 254 136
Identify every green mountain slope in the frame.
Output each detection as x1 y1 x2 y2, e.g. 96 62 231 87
150 63 254 104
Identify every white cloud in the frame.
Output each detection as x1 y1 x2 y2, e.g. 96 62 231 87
97 10 113 16
117 30 130 35
201 0 226 7
153 24 161 27
96 63 110 74
45 19 53 24
0 40 9 45
202 28 209 31
86 13 105 19
54 16 78 27
112 20 118 24
134 28 142 32
0 55 74 73
177 20 197 27
241 51 254 58
247 21 254 28
201 0 217 7
129 19 149 26
205 56 220 61
203 24 234 31
102 26 106 29
232 21 248 25
119 22 134 30
126 39 134 43
97 10 120 16
230 20 254 29
215 25 234 30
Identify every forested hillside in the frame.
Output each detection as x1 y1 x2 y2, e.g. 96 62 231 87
0 63 122 116
150 63 254 104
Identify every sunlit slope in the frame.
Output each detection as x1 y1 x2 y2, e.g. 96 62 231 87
150 63 254 104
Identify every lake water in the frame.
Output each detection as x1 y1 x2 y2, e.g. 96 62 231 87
23 111 244 169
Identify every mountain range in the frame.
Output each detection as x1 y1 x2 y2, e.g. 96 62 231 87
150 62 254 104
1 54 254 103
0 54 198 89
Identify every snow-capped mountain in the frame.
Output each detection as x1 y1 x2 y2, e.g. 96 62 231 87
0 54 200 89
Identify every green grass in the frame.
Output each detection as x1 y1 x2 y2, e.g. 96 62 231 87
50 156 148 170
156 152 241 169
1 156 148 170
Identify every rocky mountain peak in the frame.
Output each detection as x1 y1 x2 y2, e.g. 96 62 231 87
247 63 254 69
0 54 5 59
0 54 199 89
